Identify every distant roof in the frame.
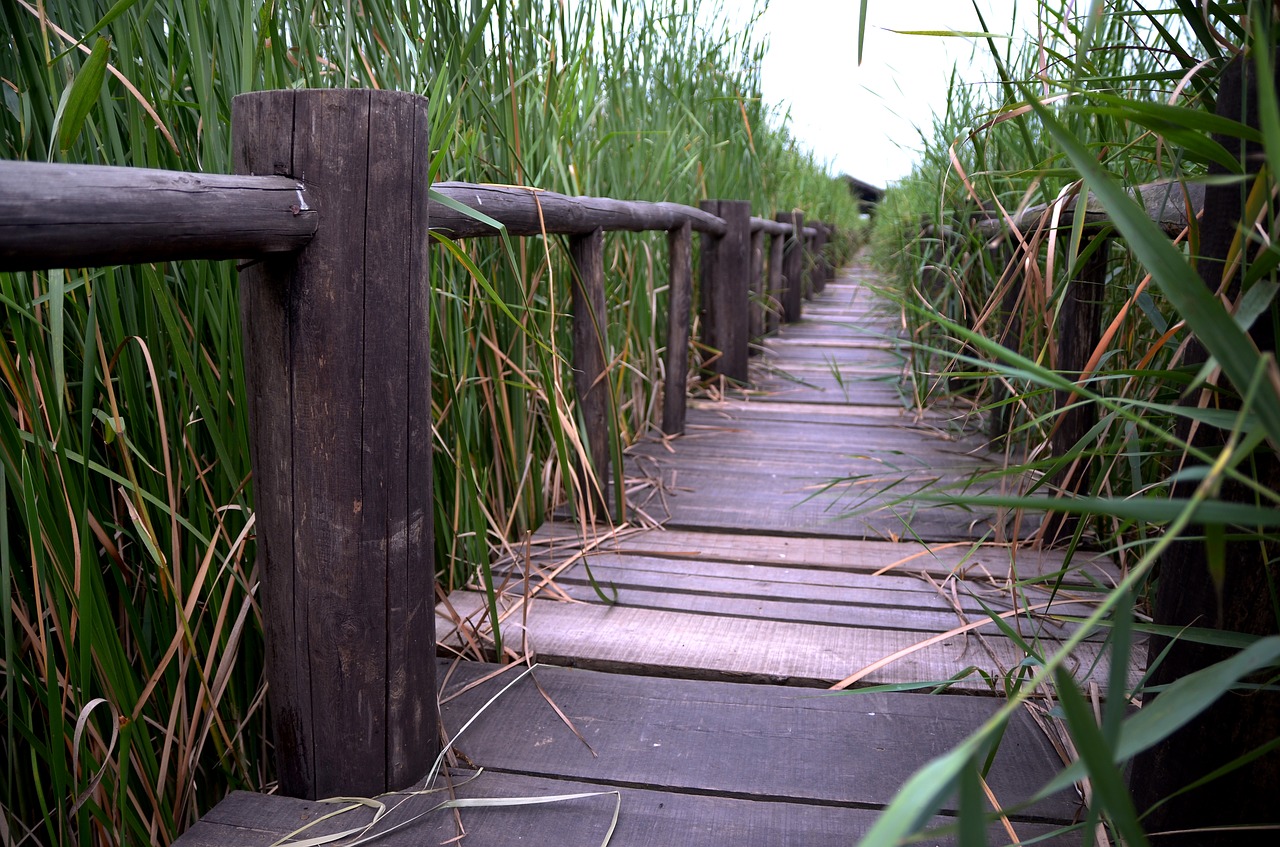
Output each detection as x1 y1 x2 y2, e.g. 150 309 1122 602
840 174 885 206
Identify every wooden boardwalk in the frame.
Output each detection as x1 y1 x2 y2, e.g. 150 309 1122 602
181 260 1130 846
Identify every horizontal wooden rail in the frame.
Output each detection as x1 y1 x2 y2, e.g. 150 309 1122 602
977 179 1204 238
751 216 792 236
429 181 727 238
963 178 1207 543
1 91 846 802
0 159 318 271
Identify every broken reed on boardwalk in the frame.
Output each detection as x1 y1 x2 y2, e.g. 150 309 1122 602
0 87 839 801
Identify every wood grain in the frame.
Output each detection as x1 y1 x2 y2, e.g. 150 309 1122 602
178 767 1079 847
440 590 1140 693
0 159 316 270
438 661 1083 822
234 89 436 799
571 227 611 515
662 221 693 435
699 200 752 383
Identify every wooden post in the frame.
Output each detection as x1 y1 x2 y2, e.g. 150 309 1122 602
810 223 829 294
749 227 766 343
1043 234 1108 544
570 227 611 515
766 230 784 335
987 241 1023 442
663 221 693 435
232 89 435 800
1129 54 1280 844
699 200 752 383
777 211 804 323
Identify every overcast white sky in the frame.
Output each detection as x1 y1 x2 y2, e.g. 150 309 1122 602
720 0 1039 188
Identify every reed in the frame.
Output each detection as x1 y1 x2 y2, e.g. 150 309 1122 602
0 0 862 842
864 1 1279 843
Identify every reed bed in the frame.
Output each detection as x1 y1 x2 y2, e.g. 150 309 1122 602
0 0 863 842
865 1 1279 843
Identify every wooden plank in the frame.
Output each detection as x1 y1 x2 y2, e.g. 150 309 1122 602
642 413 997 454
571 227 611 515
662 221 693 435
365 91 437 788
0 159 317 270
525 524 1123 586
749 227 765 340
439 592 1141 694
178 769 1078 847
513 553 1107 620
437 661 1084 823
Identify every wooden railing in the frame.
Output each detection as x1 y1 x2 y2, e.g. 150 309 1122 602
0 88 837 801
925 180 1204 541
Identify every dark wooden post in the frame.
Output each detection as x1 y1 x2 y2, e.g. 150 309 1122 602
232 89 435 800
1129 54 1280 845
810 223 829 294
777 211 804 323
570 227 611 515
663 221 693 435
749 226 766 342
1043 234 1108 544
766 230 784 335
699 200 752 382
826 224 839 282
987 241 1023 442
802 229 816 300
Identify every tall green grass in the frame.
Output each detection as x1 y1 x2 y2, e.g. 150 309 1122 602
865 1 1279 843
0 0 862 842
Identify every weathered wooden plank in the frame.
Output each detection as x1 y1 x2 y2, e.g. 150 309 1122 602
233 89 436 799
525 524 1122 586
439 592 1141 694
438 662 1084 822
687 397 955 425
662 221 693 435
495 561 1103 639
429 181 727 237
232 88 310 798
976 178 1203 237
0 159 317 270
518 551 1106 612
1045 234 1109 543
570 227 611 516
749 215 792 236
179 769 1077 847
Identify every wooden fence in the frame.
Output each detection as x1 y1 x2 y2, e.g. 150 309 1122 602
934 54 1278 833
923 180 1203 541
0 88 837 801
